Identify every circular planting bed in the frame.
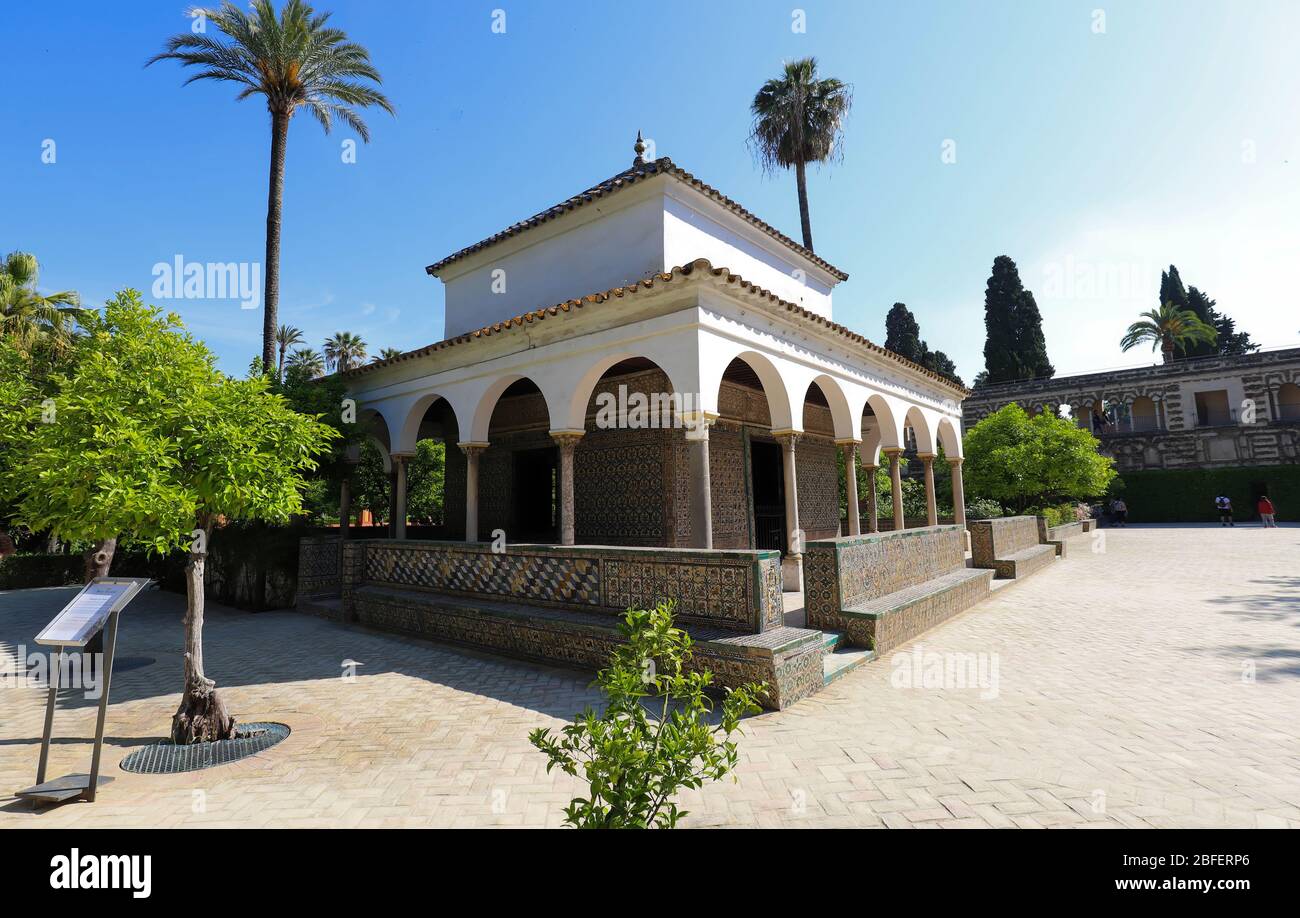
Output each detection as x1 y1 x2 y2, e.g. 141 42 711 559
120 722 290 775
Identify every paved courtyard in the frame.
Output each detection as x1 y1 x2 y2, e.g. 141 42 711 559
2 524 1298 828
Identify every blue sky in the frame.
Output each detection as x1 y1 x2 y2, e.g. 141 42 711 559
6 0 1299 381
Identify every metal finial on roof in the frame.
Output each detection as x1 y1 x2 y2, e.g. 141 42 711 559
633 130 647 166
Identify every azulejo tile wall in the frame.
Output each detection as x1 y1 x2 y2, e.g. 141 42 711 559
804 525 968 624
346 539 784 633
968 516 1042 567
803 525 987 651
297 536 342 597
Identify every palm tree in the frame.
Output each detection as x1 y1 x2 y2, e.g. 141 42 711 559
1121 301 1218 364
748 58 852 253
149 0 394 373
286 346 325 377
375 346 402 362
275 324 305 381
324 331 366 372
0 251 84 359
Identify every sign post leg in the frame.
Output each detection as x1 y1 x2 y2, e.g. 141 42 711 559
35 646 63 785
85 609 119 802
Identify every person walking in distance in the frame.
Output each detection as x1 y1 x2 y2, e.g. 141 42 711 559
1258 494 1277 528
1111 497 1128 527
1216 494 1234 527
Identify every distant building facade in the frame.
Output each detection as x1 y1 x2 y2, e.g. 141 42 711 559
963 347 1300 472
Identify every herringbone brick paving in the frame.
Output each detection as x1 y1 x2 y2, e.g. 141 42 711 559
1 525 1297 827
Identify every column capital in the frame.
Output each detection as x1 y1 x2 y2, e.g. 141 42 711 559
947 456 963 467
680 410 718 442
917 451 938 462
881 446 904 457
833 438 862 447
457 441 490 459
549 429 585 445
390 451 415 460
771 428 802 449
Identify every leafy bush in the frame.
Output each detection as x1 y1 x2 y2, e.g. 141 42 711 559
964 498 1004 520
1033 502 1080 527
529 603 766 828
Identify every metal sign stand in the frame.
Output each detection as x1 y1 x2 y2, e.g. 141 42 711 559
16 577 151 806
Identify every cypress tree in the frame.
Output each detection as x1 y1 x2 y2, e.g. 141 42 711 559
983 255 1026 384
884 302 924 362
1182 286 1219 358
1015 288 1055 379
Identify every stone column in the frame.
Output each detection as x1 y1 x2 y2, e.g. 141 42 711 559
838 439 861 536
685 414 715 550
774 430 803 591
864 462 879 533
339 442 359 541
884 447 905 531
338 478 352 541
386 465 398 538
459 442 488 542
919 452 938 526
391 453 410 539
551 431 583 546
950 457 967 526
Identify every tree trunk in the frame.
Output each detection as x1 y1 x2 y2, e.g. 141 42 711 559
171 519 235 744
82 537 117 583
262 109 290 375
1161 338 1175 364
82 537 116 657
795 158 813 252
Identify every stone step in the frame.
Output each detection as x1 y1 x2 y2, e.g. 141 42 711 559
823 642 874 685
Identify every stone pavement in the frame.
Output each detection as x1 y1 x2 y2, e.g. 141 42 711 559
2 524 1298 828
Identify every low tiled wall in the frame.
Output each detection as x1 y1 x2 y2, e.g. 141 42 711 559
349 587 821 710
803 526 987 651
1040 520 1087 557
968 516 1043 567
803 525 967 626
338 539 784 633
297 536 341 597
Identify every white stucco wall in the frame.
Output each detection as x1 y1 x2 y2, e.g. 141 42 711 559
437 175 839 338
662 192 835 319
440 192 666 338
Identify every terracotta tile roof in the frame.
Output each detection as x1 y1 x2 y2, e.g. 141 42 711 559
423 157 849 282
348 259 967 396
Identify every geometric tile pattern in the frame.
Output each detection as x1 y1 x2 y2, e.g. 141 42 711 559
340 540 785 633
365 544 600 606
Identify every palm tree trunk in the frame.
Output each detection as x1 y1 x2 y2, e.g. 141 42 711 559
795 158 813 252
172 516 235 744
262 110 290 375
1161 337 1175 364
277 342 287 384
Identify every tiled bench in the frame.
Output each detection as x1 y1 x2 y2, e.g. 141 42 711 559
969 516 1056 579
1039 519 1087 557
804 525 992 655
350 585 825 710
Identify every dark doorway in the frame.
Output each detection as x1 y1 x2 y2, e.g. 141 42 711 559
750 439 785 552
512 446 558 541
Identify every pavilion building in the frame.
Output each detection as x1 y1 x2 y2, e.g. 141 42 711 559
342 137 969 590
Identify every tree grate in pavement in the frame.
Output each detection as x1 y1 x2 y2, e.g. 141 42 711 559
119 722 290 774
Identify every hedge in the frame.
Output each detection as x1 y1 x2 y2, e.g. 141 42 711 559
0 521 449 606
1116 465 1300 523
0 553 84 591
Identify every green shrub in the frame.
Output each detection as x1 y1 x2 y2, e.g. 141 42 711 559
965 498 1004 520
529 602 766 828
0 553 83 590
